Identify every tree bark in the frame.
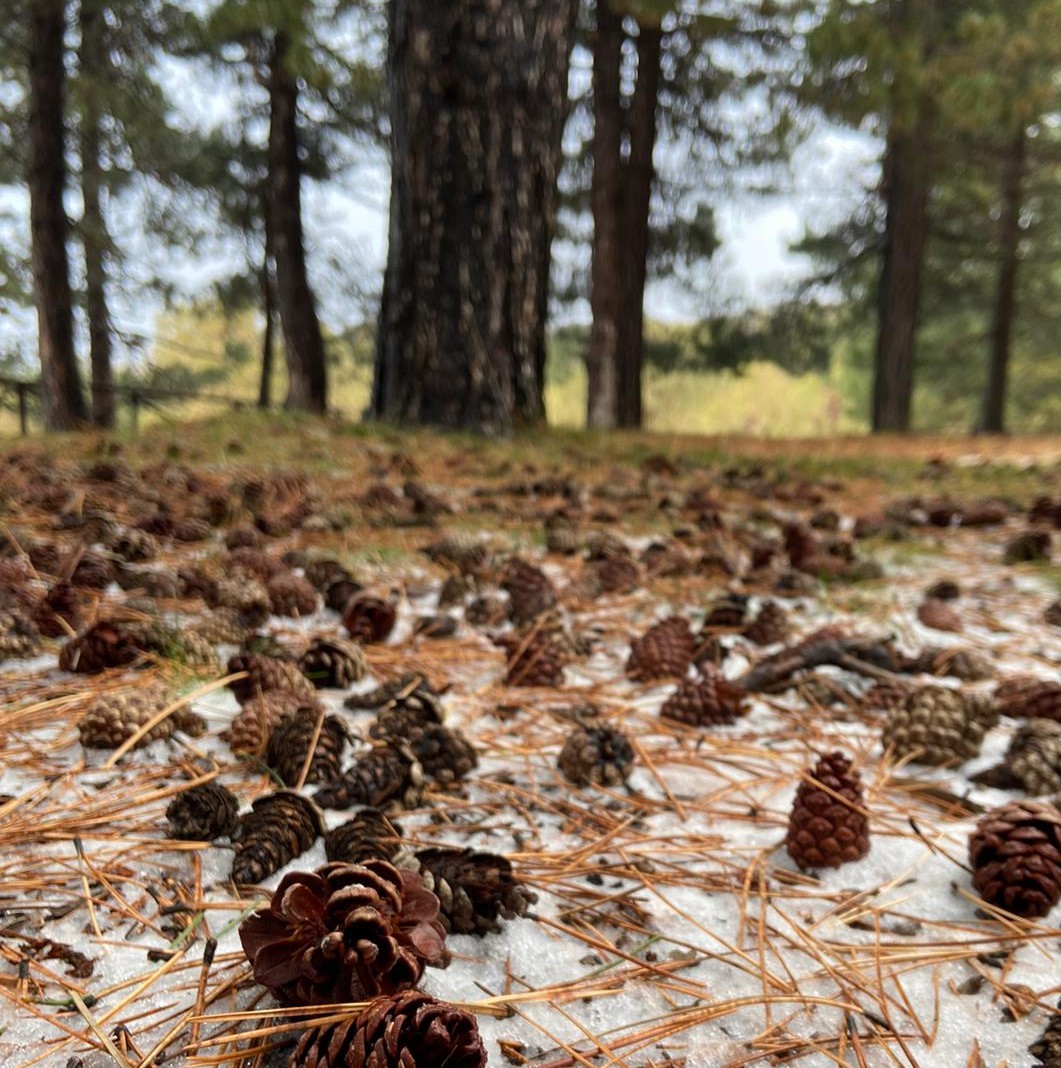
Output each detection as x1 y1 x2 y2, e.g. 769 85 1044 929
374 0 576 431
979 124 1026 435
585 0 623 431
79 0 114 429
268 31 328 414
258 189 276 410
28 0 87 431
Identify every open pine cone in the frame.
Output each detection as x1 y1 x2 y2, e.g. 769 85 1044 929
326 810 405 866
226 690 313 759
267 707 348 787
342 594 397 644
1030 998 1061 1067
79 682 176 750
166 781 240 841
239 860 447 1005
316 744 424 812
882 686 997 766
557 725 634 787
702 593 749 630
996 678 1061 722
626 617 695 681
744 601 788 646
785 752 870 871
231 791 323 885
496 631 568 687
501 559 556 625
660 668 747 727
973 720 1061 796
299 636 367 689
0 609 41 662
267 571 319 618
227 653 318 705
371 709 477 786
59 618 157 673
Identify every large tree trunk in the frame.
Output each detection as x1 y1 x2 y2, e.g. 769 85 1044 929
258 190 276 410
585 0 624 431
979 125 1026 435
29 0 87 431
268 31 328 414
616 22 662 430
79 0 115 429
374 0 576 431
872 113 932 433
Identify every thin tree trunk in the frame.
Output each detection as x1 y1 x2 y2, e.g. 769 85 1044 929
373 0 576 431
586 0 623 431
79 0 114 429
979 124 1026 435
616 22 662 430
268 31 327 414
29 0 87 431
258 190 276 410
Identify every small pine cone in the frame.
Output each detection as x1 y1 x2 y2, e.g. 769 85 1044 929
239 860 446 1005
501 559 557 625
1005 720 1061 796
409 848 536 935
304 557 352 592
170 628 221 674
912 646 994 682
70 552 117 591
207 578 271 628
661 668 747 727
105 526 158 563
33 582 88 638
1046 600 1061 627
228 546 285 582
860 679 915 713
496 631 568 687
171 517 212 543
438 574 472 608
231 790 323 885
917 598 962 633
882 686 997 766
744 601 788 646
115 565 181 599
326 810 405 866
189 608 250 647
342 594 397 644
290 992 485 1068
703 593 749 630
369 702 443 741
422 535 489 575
0 610 42 662
558 725 634 786
266 707 348 786
59 619 156 674
299 636 367 689
172 704 208 737
785 752 870 871
969 799 1061 917
166 782 240 841
316 744 425 811
546 525 584 556
465 594 507 627
324 576 364 613
227 653 317 705
588 554 641 596
1004 530 1052 565
226 690 310 758
1030 999 1061 1067
352 673 444 719
401 724 478 785
626 617 695 681
79 682 176 750
267 571 319 618
996 678 1061 722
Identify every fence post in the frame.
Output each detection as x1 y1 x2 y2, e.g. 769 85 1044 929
17 384 28 437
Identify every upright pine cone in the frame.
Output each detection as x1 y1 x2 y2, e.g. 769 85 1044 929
0 610 41 662
661 668 747 727
342 594 397 644
290 992 485 1068
231 791 323 885
226 690 311 758
1030 999 1061 1068
267 572 319 617
408 848 537 935
326 810 405 866
299 635 367 689
786 752 870 871
882 687 998 766
227 653 317 705
267 707 348 786
79 682 176 750
996 678 1061 722
501 559 556 625
239 861 446 1005
969 800 1061 918
316 744 424 811
558 725 634 786
496 631 568 687
626 617 695 681
166 782 240 841
744 601 789 646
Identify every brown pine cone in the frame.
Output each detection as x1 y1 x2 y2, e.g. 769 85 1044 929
303 557 353 592
558 725 634 786
316 744 424 812
267 572 319 617
786 752 870 871
189 608 250 647
437 574 473 608
33 582 89 639
59 618 156 673
744 601 788 646
106 525 158 564
0 610 41 662
969 799 1061 918
267 707 348 787
299 636 367 689
342 594 397 644
227 653 317 705
79 682 176 750
226 690 311 758
166 782 240 841
290 992 485 1068
228 546 286 581
171 517 212 543
352 674 444 722
882 687 998 766
326 810 405 866
910 646 994 682
860 679 915 713
391 723 478 786
207 577 272 628
422 535 489 575
702 593 749 630
231 791 323 885
1003 720 1061 796
1046 600 1061 627
588 554 641 596
465 594 507 627
661 668 747 727
501 558 556 625
324 576 365 613
408 848 536 935
545 525 584 556
1030 998 1061 1067
70 551 117 590
1004 530 1051 565
496 631 568 687
916 598 962 633
239 860 446 1005
626 617 695 681
996 678 1061 722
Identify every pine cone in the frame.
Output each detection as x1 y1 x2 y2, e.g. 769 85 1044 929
408 848 536 935
290 992 485 1068
374 721 477 786
744 601 789 646
422 535 489 575
996 678 1061 722
231 791 323 885
0 610 41 662
703 593 749 630
882 687 997 766
916 598 962 633
1030 999 1061 1067
70 552 117 590
786 752 870 871
465 594 507 627
860 679 915 713
351 674 443 721
1046 600 1061 627
326 810 405 866
626 617 695 681
106 525 158 564
59 618 157 673
239 860 446 1005
299 636 367 689
207 577 271 628
166 782 240 841
172 517 212 543
316 744 424 812
304 557 353 592
588 554 641 596
1004 530 1051 565
189 608 251 647
228 546 286 581
227 653 317 705
267 707 348 787
660 668 747 727
79 682 175 750
34 580 89 638
558 725 634 786
342 594 397 644
969 800 1061 918
911 646 994 682
1003 721 1061 795
267 572 319 617
325 576 365 613
496 631 568 687
226 690 310 758
501 559 556 625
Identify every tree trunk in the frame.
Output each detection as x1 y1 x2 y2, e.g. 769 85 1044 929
616 22 662 430
258 191 276 410
979 124 1026 435
374 0 576 431
872 112 932 433
268 31 328 414
585 0 624 431
28 0 87 431
79 0 114 429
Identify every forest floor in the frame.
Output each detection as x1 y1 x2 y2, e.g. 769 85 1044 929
1 416 1061 1068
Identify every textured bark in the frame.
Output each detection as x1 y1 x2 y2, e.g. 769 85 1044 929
268 32 328 414
585 1 623 431
979 125 1026 435
373 0 576 431
258 193 276 410
79 0 115 429
29 0 87 430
